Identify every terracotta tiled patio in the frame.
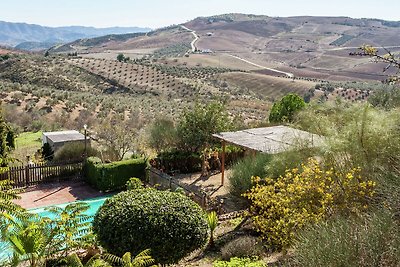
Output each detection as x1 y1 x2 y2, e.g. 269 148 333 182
13 181 105 209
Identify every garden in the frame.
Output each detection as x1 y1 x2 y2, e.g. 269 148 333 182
0 47 400 266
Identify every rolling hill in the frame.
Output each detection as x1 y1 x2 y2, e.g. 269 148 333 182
49 14 400 83
0 20 151 49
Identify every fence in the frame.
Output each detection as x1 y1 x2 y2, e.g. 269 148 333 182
148 167 209 208
0 161 83 188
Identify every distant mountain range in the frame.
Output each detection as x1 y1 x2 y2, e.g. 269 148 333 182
0 21 151 50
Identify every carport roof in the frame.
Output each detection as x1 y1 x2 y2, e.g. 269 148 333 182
212 125 322 154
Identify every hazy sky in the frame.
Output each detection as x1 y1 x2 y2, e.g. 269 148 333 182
1 0 399 29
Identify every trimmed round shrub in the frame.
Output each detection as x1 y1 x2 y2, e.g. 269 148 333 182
93 189 208 264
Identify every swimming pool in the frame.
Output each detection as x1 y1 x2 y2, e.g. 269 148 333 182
0 196 109 263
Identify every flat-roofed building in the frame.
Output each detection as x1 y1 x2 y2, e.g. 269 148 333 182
42 130 86 152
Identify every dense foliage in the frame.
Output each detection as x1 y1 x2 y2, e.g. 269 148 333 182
295 102 400 212
93 189 208 264
85 157 147 191
291 210 400 267
0 108 15 161
177 101 234 152
4 202 92 267
53 143 98 162
244 159 375 249
125 177 143 190
152 147 244 174
147 117 177 153
228 153 271 198
268 93 305 123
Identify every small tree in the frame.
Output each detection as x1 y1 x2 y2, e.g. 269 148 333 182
41 143 54 161
117 54 125 62
147 118 177 153
97 114 144 161
269 93 306 123
0 109 15 162
177 101 234 152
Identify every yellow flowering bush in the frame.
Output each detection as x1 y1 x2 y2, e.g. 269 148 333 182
243 159 375 250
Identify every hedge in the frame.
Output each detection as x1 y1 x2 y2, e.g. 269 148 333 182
151 147 244 174
85 157 147 191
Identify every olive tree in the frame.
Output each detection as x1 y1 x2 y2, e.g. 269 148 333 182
177 101 234 152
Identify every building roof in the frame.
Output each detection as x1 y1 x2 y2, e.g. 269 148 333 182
43 130 85 143
212 126 323 154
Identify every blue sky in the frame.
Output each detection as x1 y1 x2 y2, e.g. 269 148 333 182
1 0 399 29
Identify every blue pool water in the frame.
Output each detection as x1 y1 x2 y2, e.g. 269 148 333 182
0 196 109 263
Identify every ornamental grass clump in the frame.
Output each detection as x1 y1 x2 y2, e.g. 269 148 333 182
243 159 375 250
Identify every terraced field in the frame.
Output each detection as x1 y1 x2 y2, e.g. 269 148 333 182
69 58 195 98
218 72 316 101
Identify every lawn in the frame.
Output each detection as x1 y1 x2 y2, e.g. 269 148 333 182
12 131 43 162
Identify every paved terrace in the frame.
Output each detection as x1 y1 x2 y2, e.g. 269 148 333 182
14 181 105 209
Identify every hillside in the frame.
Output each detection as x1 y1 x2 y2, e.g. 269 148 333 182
50 14 400 83
0 20 151 49
0 53 276 132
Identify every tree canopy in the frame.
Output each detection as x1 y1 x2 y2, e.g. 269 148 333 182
177 101 234 152
269 93 306 123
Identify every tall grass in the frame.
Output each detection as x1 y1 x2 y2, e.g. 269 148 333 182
228 153 271 197
291 210 400 267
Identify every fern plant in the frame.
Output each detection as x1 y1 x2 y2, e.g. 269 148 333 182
104 249 156 267
7 218 59 267
0 179 29 241
65 253 111 267
45 202 92 256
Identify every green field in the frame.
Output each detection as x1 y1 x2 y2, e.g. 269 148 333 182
12 131 43 162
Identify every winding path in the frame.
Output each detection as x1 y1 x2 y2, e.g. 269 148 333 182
181 25 293 77
228 54 294 78
180 25 199 52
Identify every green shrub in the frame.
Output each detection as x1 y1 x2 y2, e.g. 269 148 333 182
269 93 305 123
295 102 400 211
54 142 98 162
93 189 208 264
214 257 267 267
244 159 375 250
154 150 201 173
153 147 244 174
41 142 54 161
292 210 400 267
221 236 263 260
85 157 146 191
228 153 271 197
126 177 143 190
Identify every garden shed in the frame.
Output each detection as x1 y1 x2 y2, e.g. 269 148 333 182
212 125 323 185
42 130 86 152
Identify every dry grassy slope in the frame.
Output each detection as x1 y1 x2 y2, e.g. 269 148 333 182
50 26 193 54
218 72 316 101
0 55 114 93
0 54 274 126
47 14 400 83
182 14 400 82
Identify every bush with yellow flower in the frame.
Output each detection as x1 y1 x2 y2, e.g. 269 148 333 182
243 158 375 250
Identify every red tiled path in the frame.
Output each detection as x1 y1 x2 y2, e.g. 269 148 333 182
14 181 105 209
